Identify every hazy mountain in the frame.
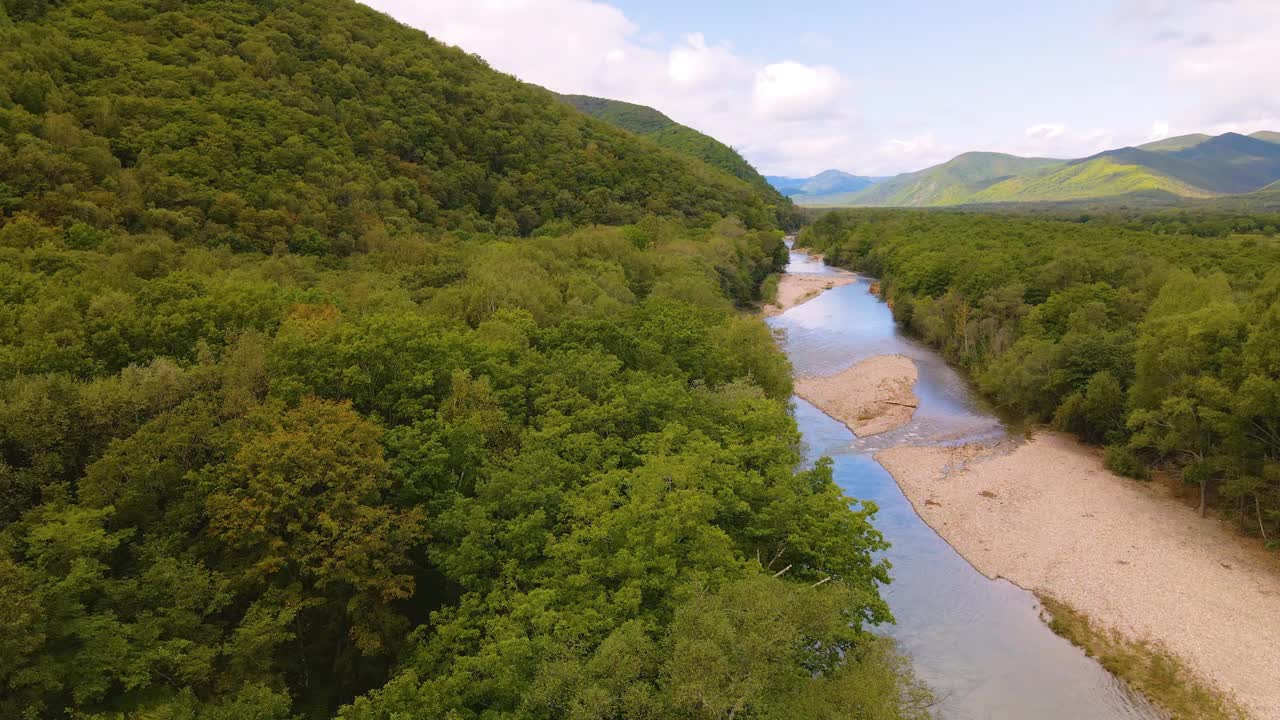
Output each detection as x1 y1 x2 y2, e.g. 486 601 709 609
764 170 880 200
823 132 1280 208
811 152 1064 207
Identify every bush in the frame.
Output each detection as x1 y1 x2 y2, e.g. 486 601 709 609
1105 444 1148 480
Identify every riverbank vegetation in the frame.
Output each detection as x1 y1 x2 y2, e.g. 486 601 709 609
800 209 1280 544
0 1 934 718
1040 596 1248 720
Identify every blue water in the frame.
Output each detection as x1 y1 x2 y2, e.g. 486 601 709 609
769 247 1163 720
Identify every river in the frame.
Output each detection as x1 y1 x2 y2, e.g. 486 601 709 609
767 245 1165 720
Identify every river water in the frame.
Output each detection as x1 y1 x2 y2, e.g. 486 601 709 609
767 247 1164 720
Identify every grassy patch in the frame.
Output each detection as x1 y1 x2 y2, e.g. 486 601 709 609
1038 595 1249 720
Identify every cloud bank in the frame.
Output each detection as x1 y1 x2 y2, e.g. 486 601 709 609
1113 0 1280 136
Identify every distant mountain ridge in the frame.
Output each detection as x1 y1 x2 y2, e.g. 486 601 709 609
832 152 1064 207
764 170 881 200
804 131 1280 208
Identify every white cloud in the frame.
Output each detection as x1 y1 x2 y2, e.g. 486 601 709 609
1113 0 1280 132
855 132 957 173
753 62 843 120
1001 123 1117 158
666 33 738 89
881 133 937 156
1148 121 1171 141
358 0 862 176
367 0 641 93
1025 123 1067 141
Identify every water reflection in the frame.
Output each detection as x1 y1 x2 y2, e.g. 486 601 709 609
769 249 1163 720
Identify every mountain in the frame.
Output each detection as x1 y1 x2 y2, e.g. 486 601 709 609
558 93 793 216
814 152 1064 207
965 154 1211 203
1138 133 1211 152
1150 132 1280 193
0 2 921 719
1251 130 1280 144
0 3 785 248
765 170 880 199
826 132 1280 208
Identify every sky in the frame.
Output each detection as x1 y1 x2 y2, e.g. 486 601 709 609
359 0 1280 177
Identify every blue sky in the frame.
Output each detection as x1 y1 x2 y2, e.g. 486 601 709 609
363 0 1279 176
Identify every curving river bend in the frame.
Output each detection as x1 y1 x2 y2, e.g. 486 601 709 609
768 245 1165 720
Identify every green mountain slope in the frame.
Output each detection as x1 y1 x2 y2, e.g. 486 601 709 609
825 152 1064 206
828 132 1280 207
558 94 790 211
982 134 1280 202
1252 131 1280 144
969 156 1212 203
0 2 783 249
1138 133 1210 152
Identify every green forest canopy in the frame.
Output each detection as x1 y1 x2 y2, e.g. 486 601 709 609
558 94 800 227
800 209 1280 542
0 1 928 719
0 0 793 250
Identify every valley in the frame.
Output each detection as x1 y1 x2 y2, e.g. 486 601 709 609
768 247 1168 719
2 1 1277 719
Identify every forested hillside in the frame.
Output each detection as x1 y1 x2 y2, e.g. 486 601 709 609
0 1 929 719
801 209 1280 541
0 0 789 248
557 94 798 225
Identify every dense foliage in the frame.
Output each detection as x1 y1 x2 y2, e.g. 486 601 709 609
1 214 929 719
0 0 789 253
0 1 931 718
801 209 1280 543
558 94 799 227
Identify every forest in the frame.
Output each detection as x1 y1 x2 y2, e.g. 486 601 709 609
557 93 799 227
800 209 1280 543
0 1 931 719
0 0 791 250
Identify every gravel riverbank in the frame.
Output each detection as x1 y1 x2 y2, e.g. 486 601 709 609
763 271 856 317
795 354 919 437
876 433 1280 719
